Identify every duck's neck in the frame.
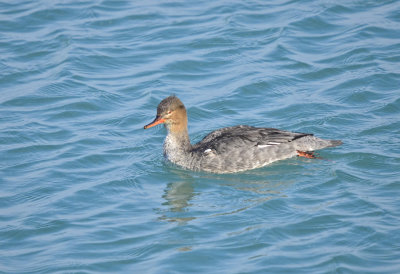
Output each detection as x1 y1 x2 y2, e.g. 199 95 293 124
163 122 192 163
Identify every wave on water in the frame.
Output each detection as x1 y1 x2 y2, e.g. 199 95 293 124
1 0 400 272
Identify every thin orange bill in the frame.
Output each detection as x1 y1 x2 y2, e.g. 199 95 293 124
144 117 166 129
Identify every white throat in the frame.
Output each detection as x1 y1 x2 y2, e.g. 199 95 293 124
163 133 190 165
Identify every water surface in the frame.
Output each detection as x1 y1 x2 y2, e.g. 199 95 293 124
1 0 400 273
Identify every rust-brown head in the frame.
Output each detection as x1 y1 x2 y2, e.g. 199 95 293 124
144 96 188 132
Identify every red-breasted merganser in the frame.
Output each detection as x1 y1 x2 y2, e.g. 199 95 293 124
144 96 342 173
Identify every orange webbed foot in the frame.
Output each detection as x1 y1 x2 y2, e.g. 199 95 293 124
296 150 322 159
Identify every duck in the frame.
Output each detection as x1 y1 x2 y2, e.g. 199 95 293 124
144 96 342 173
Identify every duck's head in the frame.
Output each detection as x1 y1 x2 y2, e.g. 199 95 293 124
144 96 188 132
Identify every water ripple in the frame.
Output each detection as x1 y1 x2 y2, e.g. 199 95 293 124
1 0 400 272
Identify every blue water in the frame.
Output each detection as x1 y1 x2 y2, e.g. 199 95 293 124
1 0 400 272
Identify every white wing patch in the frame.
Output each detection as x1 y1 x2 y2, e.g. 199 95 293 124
268 142 281 145
204 148 212 153
257 142 281 148
257 144 271 148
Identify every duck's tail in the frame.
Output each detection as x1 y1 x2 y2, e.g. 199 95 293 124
327 140 343 147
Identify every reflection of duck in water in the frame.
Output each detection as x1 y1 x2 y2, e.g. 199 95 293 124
163 181 195 213
159 174 292 224
145 96 342 173
158 180 197 224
